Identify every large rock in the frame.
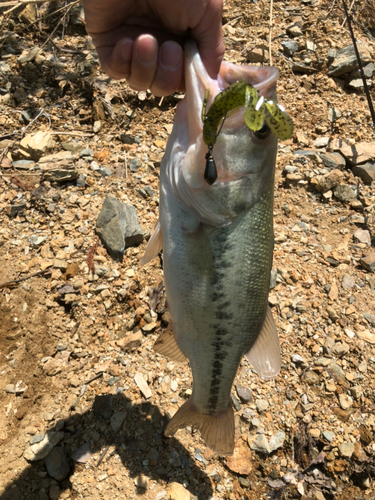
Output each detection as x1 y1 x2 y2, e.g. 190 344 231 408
315 169 344 192
319 152 346 170
352 163 375 184
328 43 372 77
39 151 78 182
45 446 70 481
19 131 55 160
24 431 64 461
333 184 358 202
339 142 375 166
96 195 143 261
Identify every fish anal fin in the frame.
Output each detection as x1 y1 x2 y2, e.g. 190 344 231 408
245 306 281 379
154 325 186 363
140 221 163 267
164 398 234 456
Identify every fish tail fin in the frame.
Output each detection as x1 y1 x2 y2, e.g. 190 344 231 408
164 398 234 455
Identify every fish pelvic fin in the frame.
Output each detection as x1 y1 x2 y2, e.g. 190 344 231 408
245 306 281 379
154 325 187 363
164 398 235 456
140 221 163 266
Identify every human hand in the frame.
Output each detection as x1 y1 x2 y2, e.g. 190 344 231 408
82 0 224 96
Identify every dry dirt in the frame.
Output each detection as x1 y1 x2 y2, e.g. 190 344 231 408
0 1 375 500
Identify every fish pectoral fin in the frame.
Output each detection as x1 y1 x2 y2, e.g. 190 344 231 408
140 221 163 266
245 306 281 379
154 325 187 363
164 398 235 456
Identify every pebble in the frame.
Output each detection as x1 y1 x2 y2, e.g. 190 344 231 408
353 229 371 246
236 383 253 402
281 40 299 56
359 254 375 272
250 434 270 454
339 442 354 458
167 482 190 500
339 393 353 410
313 137 330 148
334 184 358 202
323 431 335 442
256 399 269 412
352 162 375 185
341 273 355 289
301 370 320 385
134 372 152 399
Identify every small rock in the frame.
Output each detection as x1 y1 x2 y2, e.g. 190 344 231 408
353 229 371 246
315 169 344 193
339 442 354 458
301 370 320 385
327 107 342 123
167 482 190 500
45 446 70 481
19 131 54 160
98 166 113 177
319 152 345 169
309 428 321 439
116 331 143 351
236 384 253 402
331 342 349 357
250 434 270 454
326 306 339 322
359 425 373 446
313 137 330 148
256 399 269 412
110 411 126 433
269 431 285 452
287 24 303 37
292 354 304 364
356 329 375 344
363 312 375 326
339 393 353 410
341 273 355 289
333 184 358 202
323 431 335 442
29 235 47 247
360 254 375 272
281 40 299 56
134 372 152 399
352 162 375 185
96 195 143 261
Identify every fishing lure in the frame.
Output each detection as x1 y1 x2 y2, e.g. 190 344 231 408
201 80 294 185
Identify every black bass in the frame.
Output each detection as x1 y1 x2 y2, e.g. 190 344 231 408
141 41 292 455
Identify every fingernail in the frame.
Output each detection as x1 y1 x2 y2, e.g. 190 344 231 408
136 35 157 66
120 38 134 63
160 41 182 71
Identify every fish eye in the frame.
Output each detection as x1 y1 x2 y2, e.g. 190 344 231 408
253 122 271 139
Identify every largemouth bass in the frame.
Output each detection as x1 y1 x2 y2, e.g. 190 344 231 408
142 41 291 455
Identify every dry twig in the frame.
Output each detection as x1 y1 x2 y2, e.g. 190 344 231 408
268 0 273 66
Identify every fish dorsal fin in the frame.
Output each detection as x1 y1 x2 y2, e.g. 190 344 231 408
140 221 163 266
245 306 281 379
154 325 187 363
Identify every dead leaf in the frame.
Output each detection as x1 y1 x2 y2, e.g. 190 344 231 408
226 439 252 475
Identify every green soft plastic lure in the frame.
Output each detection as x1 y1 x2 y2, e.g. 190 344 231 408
201 80 294 185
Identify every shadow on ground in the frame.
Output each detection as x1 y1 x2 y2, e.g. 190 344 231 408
0 392 214 500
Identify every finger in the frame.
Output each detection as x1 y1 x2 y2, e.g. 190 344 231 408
96 37 133 80
192 0 225 79
127 34 158 92
149 41 183 97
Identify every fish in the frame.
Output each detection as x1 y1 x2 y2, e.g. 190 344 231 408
141 41 292 455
